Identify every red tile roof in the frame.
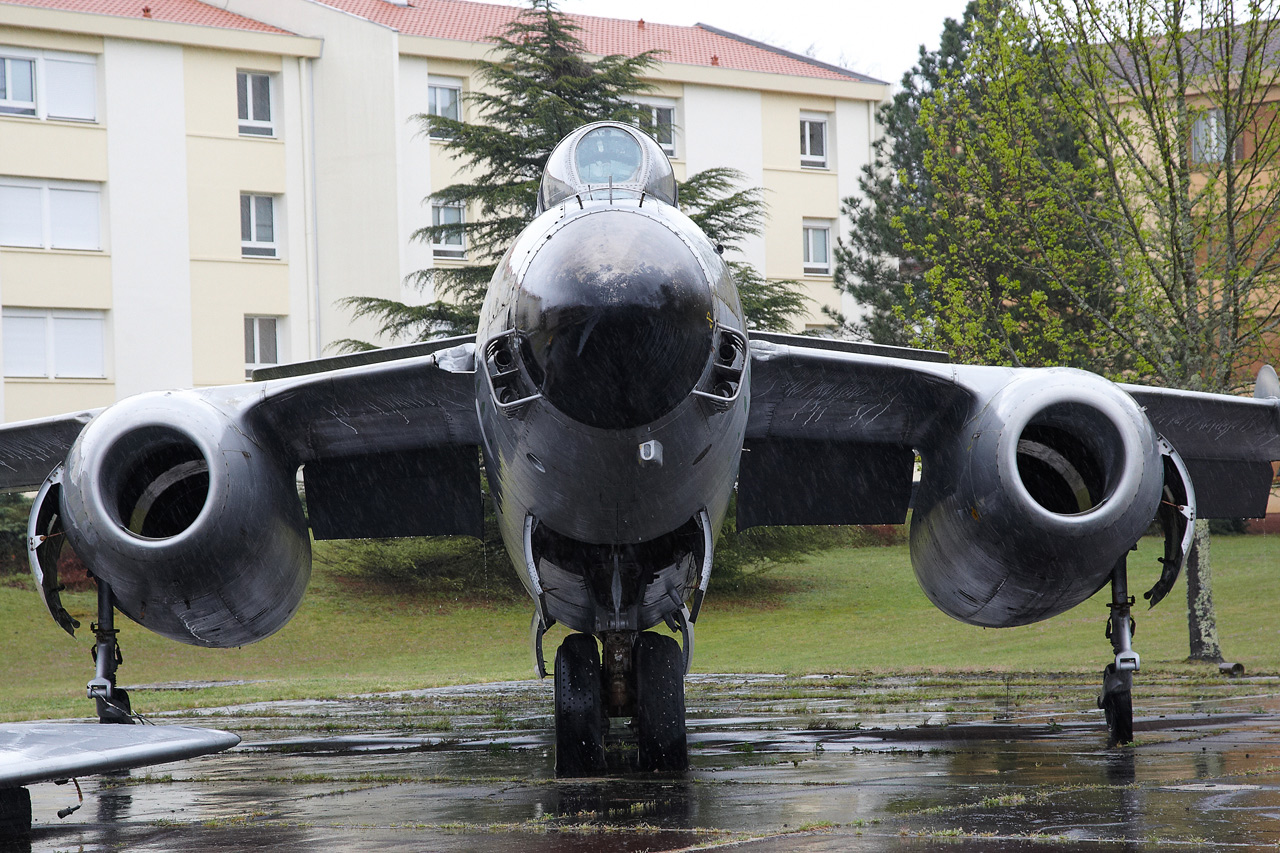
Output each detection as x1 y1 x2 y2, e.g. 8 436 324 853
1 0 882 83
319 0 879 83
0 0 293 35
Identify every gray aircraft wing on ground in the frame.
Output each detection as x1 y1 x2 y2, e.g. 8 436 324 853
0 723 239 834
0 723 239 788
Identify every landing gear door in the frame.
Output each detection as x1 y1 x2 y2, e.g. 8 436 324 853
27 464 80 637
1145 437 1196 609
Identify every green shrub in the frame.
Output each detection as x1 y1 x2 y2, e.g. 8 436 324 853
310 489 908 600
313 534 524 599
0 493 32 576
710 497 907 594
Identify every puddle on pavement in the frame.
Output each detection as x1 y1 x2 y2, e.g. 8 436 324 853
11 672 1280 851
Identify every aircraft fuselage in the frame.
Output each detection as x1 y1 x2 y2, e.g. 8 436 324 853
475 195 749 635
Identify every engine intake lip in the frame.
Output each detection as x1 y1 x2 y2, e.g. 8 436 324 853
98 424 213 543
999 386 1152 535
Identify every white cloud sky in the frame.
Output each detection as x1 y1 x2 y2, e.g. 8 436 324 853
556 0 974 85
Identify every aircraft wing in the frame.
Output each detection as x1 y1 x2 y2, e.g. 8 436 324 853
743 334 1280 526
1120 383 1280 518
741 333 974 527
0 341 481 539
231 341 480 462
0 409 102 494
0 723 239 789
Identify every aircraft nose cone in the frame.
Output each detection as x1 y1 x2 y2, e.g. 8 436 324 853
514 210 714 429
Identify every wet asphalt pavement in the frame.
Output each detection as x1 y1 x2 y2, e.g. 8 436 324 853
9 671 1280 851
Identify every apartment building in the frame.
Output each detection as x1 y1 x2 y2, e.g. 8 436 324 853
0 0 889 423
0 0 322 423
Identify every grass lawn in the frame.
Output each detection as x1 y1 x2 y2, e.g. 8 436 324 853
2 532 1276 722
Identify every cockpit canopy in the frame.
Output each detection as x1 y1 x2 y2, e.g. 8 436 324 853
537 122 678 213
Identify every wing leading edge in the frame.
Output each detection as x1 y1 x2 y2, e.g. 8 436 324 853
0 723 239 789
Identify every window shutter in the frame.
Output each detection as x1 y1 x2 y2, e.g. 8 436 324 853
0 185 42 247
2 314 47 377
48 188 100 249
52 315 104 378
43 58 96 121
258 318 277 363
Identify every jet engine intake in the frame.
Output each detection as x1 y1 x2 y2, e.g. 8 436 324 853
910 370 1165 628
52 392 310 648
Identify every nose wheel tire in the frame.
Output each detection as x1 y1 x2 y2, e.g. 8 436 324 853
634 632 688 772
554 633 606 777
1099 663 1134 747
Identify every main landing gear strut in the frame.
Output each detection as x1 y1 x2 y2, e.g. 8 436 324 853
1098 555 1138 746
88 577 133 725
551 630 688 776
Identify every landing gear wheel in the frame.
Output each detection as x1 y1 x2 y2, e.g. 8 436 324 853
634 632 688 772
1099 663 1133 747
0 787 32 838
554 633 606 777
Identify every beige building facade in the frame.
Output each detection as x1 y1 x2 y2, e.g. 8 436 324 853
0 1 322 423
0 0 888 423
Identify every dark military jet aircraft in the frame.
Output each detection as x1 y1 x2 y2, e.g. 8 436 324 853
2 122 1278 781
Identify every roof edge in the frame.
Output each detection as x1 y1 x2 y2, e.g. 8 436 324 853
695 23 887 85
0 3 322 55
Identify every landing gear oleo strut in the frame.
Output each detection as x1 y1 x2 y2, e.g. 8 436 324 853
1098 555 1137 747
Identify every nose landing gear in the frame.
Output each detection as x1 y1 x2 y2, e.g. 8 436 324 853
551 630 689 776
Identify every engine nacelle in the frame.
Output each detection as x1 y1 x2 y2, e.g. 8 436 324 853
910 369 1164 628
48 391 310 647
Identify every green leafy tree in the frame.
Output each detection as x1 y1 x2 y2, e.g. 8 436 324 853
909 2 1128 370
1020 0 1280 661
337 0 806 350
831 6 977 345
874 0 1280 661
678 167 809 331
836 1 1124 370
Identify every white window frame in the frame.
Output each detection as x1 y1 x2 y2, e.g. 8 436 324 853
633 98 677 157
1191 107 1228 164
2 307 107 379
0 177 102 250
0 47 96 122
0 53 36 116
427 76 463 140
240 193 279 258
802 219 833 275
431 201 466 259
244 315 281 378
237 70 275 137
800 112 829 169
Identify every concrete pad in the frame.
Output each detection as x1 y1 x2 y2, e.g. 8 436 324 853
13 671 1280 851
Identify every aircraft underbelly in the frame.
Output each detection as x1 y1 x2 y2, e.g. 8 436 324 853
481 382 746 633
